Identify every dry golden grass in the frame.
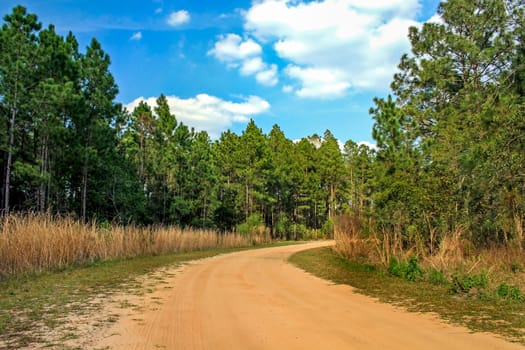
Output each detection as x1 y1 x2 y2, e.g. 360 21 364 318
0 213 270 278
333 215 378 261
334 214 525 276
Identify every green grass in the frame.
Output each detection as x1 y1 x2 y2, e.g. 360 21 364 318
289 246 525 344
0 241 299 349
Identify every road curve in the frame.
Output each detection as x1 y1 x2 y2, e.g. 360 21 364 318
95 241 522 350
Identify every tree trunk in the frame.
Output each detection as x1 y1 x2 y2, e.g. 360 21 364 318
38 135 49 212
3 107 17 215
314 201 317 229
138 135 144 186
81 130 91 222
163 175 167 224
293 205 298 240
245 180 249 220
203 186 208 226
270 209 274 238
329 183 335 219
81 160 88 222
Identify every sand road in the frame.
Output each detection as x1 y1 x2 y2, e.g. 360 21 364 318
95 241 522 349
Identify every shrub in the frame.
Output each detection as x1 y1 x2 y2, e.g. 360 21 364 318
294 224 307 240
274 216 291 239
450 270 488 294
388 257 406 278
303 227 325 240
406 255 425 281
321 218 334 237
289 224 321 240
427 268 448 285
387 256 424 281
236 213 265 235
496 283 524 302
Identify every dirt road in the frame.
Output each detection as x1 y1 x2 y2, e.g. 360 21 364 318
94 241 522 349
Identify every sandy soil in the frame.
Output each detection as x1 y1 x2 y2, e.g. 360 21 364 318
91 241 523 350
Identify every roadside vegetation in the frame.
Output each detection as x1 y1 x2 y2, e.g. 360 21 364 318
291 0 525 341
291 0 525 325
0 213 270 279
0 213 270 348
333 215 525 297
290 244 525 344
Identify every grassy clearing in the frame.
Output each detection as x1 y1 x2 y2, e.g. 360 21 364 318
0 242 296 349
290 246 525 344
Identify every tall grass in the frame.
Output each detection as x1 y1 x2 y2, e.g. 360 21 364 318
0 213 270 279
334 214 525 280
333 214 378 261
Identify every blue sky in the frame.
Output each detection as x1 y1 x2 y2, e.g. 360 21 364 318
1 0 441 144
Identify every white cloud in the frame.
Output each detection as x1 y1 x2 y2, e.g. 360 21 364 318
426 13 443 25
256 64 278 86
155 7 163 14
240 57 265 75
167 10 190 27
125 94 270 139
130 31 142 41
357 141 378 150
209 34 261 62
242 0 421 98
338 139 345 152
285 65 350 98
282 85 293 93
209 34 279 86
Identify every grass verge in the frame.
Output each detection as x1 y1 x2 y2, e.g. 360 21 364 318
0 241 298 349
289 246 525 344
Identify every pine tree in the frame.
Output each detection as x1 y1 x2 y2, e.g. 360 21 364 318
317 130 346 225
0 6 41 214
75 38 118 221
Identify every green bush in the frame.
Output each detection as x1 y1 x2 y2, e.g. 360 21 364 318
274 215 291 239
406 256 425 281
236 214 265 235
291 224 321 240
388 257 406 278
450 270 488 294
427 268 448 285
302 227 325 240
321 219 334 237
388 256 424 281
496 283 524 302
294 224 307 240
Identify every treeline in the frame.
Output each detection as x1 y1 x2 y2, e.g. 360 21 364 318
122 100 352 237
1 1 524 247
0 6 353 237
